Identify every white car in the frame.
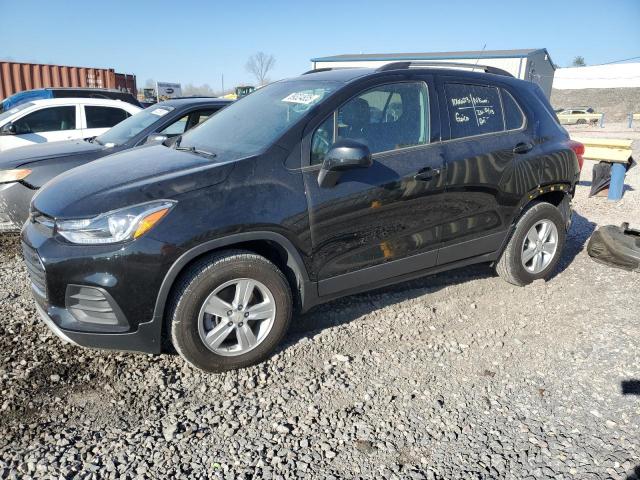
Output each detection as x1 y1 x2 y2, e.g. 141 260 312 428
556 108 602 125
0 98 141 152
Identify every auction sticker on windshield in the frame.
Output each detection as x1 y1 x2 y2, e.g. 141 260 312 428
282 92 321 105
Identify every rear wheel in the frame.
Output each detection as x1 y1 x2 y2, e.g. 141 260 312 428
496 202 566 286
169 251 292 372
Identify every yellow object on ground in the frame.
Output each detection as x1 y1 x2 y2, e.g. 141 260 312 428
570 136 633 164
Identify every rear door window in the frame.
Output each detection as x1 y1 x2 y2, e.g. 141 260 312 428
85 106 130 128
13 106 76 133
445 84 503 139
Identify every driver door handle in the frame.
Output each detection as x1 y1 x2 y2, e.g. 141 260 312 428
513 142 534 154
414 167 441 181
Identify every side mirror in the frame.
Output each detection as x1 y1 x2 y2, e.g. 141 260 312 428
318 139 372 188
0 123 16 135
144 133 167 145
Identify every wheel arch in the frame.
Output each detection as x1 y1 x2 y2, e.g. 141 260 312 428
152 232 312 327
517 183 573 223
496 185 573 259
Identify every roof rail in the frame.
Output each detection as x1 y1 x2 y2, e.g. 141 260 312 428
302 67 362 75
376 61 514 77
302 67 334 75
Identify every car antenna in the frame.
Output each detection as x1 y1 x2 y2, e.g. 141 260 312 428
472 44 487 72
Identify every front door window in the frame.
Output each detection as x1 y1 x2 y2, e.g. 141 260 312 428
311 82 429 165
13 106 76 134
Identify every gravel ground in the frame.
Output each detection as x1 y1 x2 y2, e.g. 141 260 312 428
1 127 639 479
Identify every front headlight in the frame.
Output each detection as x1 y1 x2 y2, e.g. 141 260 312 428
0 169 31 184
56 200 176 244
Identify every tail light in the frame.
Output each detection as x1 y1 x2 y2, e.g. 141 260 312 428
568 140 585 171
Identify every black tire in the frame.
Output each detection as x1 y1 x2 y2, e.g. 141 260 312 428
496 202 567 286
168 250 292 373
577 118 587 125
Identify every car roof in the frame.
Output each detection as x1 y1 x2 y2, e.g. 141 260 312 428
27 98 140 107
154 97 233 107
295 66 525 87
297 68 377 82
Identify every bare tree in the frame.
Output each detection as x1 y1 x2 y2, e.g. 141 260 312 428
245 52 276 85
571 56 586 67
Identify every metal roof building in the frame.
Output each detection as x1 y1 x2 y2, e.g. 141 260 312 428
311 49 556 97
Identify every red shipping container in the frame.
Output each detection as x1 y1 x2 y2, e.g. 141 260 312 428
0 61 137 99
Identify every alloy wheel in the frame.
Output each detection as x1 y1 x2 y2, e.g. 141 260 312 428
197 278 276 356
521 220 559 274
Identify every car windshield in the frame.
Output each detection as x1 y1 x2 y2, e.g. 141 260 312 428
0 102 35 123
96 105 175 146
178 80 341 157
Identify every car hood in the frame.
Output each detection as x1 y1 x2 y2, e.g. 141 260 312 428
0 139 104 169
32 144 236 219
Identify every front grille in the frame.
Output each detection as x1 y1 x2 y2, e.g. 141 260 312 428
22 243 47 298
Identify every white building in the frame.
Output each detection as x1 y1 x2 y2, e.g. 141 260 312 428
553 63 640 89
311 49 556 98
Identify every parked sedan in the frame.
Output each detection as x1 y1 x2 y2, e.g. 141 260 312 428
0 98 141 152
0 97 231 231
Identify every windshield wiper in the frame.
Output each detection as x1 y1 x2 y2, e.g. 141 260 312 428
175 145 217 158
92 137 103 146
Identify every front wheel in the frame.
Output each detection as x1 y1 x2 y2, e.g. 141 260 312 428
168 251 292 372
496 202 567 286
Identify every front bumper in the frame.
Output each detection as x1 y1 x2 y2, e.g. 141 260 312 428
22 219 182 354
32 288 165 353
34 301 79 346
0 181 34 232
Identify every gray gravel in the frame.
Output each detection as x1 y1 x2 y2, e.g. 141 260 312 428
1 127 639 479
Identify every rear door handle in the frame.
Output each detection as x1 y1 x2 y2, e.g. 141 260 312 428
414 167 441 181
513 142 534 154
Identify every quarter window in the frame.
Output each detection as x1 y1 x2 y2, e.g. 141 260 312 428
501 89 525 130
445 84 503 139
85 106 130 129
310 82 429 164
13 106 76 134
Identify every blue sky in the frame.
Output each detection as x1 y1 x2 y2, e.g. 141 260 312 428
1 0 638 91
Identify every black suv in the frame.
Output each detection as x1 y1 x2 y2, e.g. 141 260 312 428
0 98 230 231
22 63 583 372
